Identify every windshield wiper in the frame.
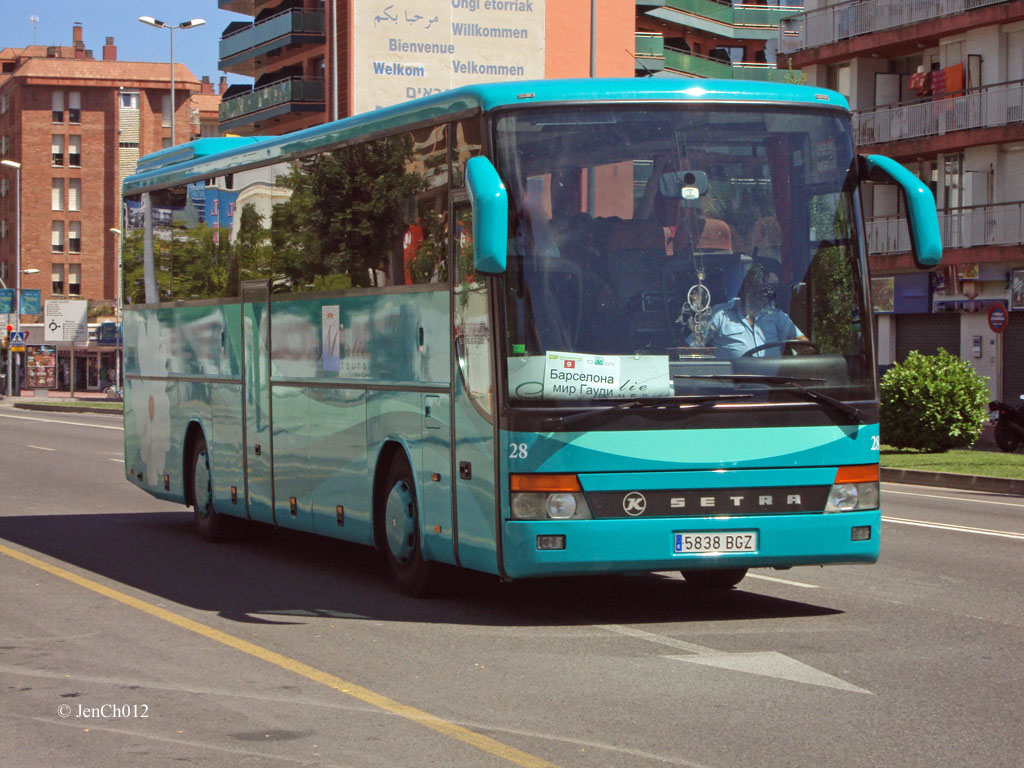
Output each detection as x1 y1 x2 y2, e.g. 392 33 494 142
544 394 754 429
673 374 866 422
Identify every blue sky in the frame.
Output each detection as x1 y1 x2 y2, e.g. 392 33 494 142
1 0 251 85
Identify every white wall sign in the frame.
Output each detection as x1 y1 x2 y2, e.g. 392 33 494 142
353 1 546 114
44 300 89 343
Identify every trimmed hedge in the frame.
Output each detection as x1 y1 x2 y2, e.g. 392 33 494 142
880 348 989 452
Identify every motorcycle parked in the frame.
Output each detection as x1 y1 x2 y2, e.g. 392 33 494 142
988 395 1024 453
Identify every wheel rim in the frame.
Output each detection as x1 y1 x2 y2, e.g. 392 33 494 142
194 450 212 517
384 480 416 564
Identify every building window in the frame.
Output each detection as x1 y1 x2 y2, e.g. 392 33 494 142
68 135 81 167
69 221 81 253
1 177 7 197
162 138 172 149
68 264 81 296
52 264 64 294
52 134 65 166
0 94 7 114
161 94 172 128
1 220 8 239
52 91 64 123
0 135 7 156
120 91 139 109
52 221 64 253
68 92 81 123
68 179 81 211
51 179 64 211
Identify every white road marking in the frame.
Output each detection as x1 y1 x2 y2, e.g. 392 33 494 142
599 624 871 694
26 445 56 452
883 516 1024 541
109 458 125 464
883 487 1024 508
0 413 122 431
746 573 820 589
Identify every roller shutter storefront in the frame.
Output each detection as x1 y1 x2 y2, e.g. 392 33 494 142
1002 315 1024 404
895 313 961 361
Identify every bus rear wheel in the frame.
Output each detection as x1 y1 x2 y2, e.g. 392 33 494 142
190 435 233 542
682 568 748 590
379 455 439 597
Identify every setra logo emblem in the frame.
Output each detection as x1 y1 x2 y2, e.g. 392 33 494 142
622 492 647 516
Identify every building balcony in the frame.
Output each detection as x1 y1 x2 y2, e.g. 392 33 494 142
869 201 1024 255
635 32 666 73
219 77 325 132
853 80 1024 152
640 0 805 41
780 0 1021 60
218 0 257 16
663 45 776 80
220 9 326 77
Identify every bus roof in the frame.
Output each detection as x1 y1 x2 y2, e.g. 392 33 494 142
123 78 849 193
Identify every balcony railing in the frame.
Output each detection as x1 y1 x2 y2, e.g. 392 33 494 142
868 201 1024 254
652 0 804 38
779 0 1008 54
220 9 325 65
664 46 777 80
853 80 1024 146
219 77 325 125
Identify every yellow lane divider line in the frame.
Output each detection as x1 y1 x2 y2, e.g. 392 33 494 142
0 542 559 768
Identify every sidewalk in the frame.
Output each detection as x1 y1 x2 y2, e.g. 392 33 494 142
0 388 121 413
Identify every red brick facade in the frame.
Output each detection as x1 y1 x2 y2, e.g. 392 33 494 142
0 26 200 319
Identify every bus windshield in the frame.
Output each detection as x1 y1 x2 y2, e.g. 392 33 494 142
493 105 873 409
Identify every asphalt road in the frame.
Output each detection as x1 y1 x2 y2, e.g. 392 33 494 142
1 405 1022 767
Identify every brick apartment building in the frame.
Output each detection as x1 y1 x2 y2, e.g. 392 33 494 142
781 0 1024 403
0 23 205 390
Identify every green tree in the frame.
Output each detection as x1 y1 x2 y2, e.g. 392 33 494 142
880 349 990 452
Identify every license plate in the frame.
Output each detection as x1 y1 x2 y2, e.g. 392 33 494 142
674 531 758 554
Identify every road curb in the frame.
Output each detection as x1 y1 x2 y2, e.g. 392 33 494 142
11 402 123 415
881 467 1024 496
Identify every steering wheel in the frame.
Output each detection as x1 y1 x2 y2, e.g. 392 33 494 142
741 339 818 357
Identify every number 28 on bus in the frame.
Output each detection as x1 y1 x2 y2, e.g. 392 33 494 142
121 79 941 595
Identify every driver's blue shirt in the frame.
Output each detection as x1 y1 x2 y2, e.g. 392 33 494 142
705 298 802 359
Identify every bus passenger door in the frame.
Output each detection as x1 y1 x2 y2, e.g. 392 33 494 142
452 204 500 575
241 280 274 525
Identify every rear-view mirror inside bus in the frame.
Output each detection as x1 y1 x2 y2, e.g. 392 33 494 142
466 155 508 274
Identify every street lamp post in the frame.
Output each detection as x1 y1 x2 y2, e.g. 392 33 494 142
138 16 206 146
109 227 123 394
2 159 21 397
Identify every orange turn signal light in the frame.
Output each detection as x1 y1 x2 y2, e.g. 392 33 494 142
509 473 582 493
834 464 879 484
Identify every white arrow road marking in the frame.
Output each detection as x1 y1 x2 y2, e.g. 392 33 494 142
663 652 872 694
601 624 871 694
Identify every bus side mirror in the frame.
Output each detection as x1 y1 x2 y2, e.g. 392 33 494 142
861 154 942 269
466 156 508 274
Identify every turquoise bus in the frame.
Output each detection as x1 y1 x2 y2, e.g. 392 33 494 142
121 79 940 595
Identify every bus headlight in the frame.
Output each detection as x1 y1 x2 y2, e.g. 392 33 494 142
510 493 592 520
509 474 592 520
825 465 880 512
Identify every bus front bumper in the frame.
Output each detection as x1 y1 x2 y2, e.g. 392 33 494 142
500 510 880 579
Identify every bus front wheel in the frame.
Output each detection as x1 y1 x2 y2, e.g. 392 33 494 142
379 455 438 597
190 435 233 542
682 568 747 590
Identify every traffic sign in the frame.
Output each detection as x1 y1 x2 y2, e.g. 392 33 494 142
988 302 1009 333
9 331 25 345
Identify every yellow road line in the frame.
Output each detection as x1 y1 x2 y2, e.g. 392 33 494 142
0 542 559 768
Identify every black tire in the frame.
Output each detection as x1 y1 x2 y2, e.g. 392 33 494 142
994 420 1021 453
377 454 439 597
190 435 234 542
682 567 748 590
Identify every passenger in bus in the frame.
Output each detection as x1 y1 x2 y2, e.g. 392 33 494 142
704 263 809 359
